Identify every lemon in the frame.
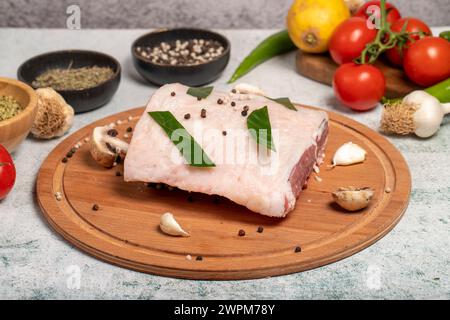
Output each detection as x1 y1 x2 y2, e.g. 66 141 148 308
287 0 350 53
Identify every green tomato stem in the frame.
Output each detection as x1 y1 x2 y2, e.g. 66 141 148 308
380 0 387 31
356 0 423 65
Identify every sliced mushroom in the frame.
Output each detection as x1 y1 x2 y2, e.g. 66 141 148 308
90 125 129 168
332 186 374 211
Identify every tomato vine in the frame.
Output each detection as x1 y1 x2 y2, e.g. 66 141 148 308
355 0 427 64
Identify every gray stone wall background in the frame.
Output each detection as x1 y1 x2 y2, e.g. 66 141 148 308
0 0 449 28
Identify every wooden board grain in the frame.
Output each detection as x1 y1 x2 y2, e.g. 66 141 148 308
296 50 421 99
36 106 411 280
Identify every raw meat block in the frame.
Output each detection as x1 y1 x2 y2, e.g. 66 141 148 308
124 83 328 217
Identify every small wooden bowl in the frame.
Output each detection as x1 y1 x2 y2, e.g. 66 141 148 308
0 77 38 152
17 50 121 113
131 28 230 86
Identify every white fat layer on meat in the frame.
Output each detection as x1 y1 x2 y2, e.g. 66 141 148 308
124 83 328 217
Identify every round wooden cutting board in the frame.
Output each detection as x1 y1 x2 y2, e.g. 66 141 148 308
36 106 411 280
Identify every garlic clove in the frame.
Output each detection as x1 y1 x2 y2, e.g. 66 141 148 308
160 212 190 237
332 186 374 212
332 142 366 166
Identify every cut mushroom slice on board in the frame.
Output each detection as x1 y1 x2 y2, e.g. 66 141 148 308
90 125 129 168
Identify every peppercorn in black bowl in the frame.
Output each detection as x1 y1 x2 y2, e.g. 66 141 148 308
131 28 230 86
18 50 121 113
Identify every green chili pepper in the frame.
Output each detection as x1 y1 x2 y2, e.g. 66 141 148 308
439 30 450 42
424 77 450 104
382 78 450 105
227 30 296 83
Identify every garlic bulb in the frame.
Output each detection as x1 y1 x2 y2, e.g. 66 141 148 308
159 212 190 237
31 88 74 139
380 90 450 138
332 142 367 166
332 186 374 211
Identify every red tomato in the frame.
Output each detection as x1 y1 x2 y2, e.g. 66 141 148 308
354 1 401 26
333 63 385 111
0 144 16 200
386 17 432 66
329 17 378 65
403 37 450 86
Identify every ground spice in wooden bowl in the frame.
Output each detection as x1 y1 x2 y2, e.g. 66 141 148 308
32 66 115 91
0 95 23 121
136 39 225 66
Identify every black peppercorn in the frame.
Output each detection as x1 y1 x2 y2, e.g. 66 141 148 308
92 204 99 211
257 226 264 233
231 101 236 107
196 256 203 261
294 246 302 253
107 129 118 137
238 229 246 237
184 113 191 120
126 127 133 132
171 91 176 96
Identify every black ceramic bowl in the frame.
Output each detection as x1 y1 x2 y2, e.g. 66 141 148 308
131 28 230 86
17 50 121 113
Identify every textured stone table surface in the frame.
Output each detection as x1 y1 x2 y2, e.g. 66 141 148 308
0 28 448 300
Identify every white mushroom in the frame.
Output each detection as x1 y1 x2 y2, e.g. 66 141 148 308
89 125 129 168
332 186 374 211
160 212 190 237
